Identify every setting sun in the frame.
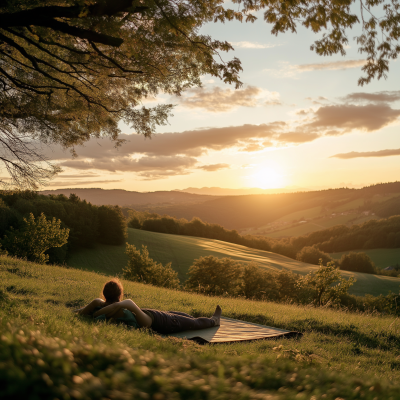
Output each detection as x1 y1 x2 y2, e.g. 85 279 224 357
248 167 286 189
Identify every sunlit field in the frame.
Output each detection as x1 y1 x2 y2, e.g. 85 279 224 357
241 193 400 238
2 255 400 399
66 228 400 297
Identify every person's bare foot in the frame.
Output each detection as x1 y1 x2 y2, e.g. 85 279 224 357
211 305 222 326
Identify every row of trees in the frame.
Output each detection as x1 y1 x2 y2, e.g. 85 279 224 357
122 244 355 306
122 248 400 315
128 210 273 250
0 190 127 263
296 246 377 275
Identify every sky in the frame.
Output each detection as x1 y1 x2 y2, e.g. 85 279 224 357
42 3 400 192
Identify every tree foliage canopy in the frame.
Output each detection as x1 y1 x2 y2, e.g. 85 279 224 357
0 0 398 187
1 212 69 263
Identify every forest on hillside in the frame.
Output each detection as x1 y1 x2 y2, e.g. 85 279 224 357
0 191 126 263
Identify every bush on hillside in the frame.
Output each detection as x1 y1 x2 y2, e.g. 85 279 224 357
239 263 279 300
123 244 179 289
185 256 242 296
339 252 376 274
296 246 332 265
340 291 400 314
128 216 142 229
296 260 356 306
186 256 304 302
270 242 297 259
2 213 69 264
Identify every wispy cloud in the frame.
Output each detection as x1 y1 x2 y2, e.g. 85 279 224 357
46 180 122 187
197 163 230 171
266 59 366 78
297 59 366 71
343 91 400 103
61 155 198 180
331 148 400 159
175 86 281 112
230 41 281 49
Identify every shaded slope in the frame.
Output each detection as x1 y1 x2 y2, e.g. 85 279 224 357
67 228 400 297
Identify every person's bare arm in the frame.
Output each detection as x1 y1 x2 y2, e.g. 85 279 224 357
94 299 152 328
93 302 123 319
75 298 105 315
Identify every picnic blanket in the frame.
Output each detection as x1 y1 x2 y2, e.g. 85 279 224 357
167 316 301 344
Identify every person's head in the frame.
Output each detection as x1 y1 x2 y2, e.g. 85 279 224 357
102 278 124 304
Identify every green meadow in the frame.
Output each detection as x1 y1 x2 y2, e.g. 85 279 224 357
67 228 400 297
2 255 400 399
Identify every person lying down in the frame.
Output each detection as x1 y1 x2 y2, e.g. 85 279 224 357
75 278 222 334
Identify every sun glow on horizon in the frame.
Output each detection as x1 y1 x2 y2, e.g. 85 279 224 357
247 166 286 189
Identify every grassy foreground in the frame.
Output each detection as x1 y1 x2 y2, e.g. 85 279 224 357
67 228 400 297
2 255 400 399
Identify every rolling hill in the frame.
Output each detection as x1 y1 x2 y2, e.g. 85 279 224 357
67 228 400 297
41 182 400 235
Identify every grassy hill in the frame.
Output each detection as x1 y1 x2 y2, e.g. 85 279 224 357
67 228 400 297
2 255 400 399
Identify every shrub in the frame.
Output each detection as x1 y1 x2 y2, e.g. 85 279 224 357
1 213 69 264
296 260 356 306
128 217 142 229
123 244 179 289
296 246 332 265
239 263 279 300
185 256 242 296
275 270 301 302
339 252 376 274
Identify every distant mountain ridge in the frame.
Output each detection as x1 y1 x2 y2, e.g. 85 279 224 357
176 186 311 196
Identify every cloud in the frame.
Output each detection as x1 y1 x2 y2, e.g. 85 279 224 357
46 180 122 186
307 104 400 132
56 173 101 178
48 123 284 162
264 98 282 106
266 59 366 78
297 59 366 71
331 148 400 159
174 86 281 112
278 132 320 143
61 155 197 179
176 86 263 112
343 91 400 103
197 163 230 171
42 95 400 179
230 41 281 49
